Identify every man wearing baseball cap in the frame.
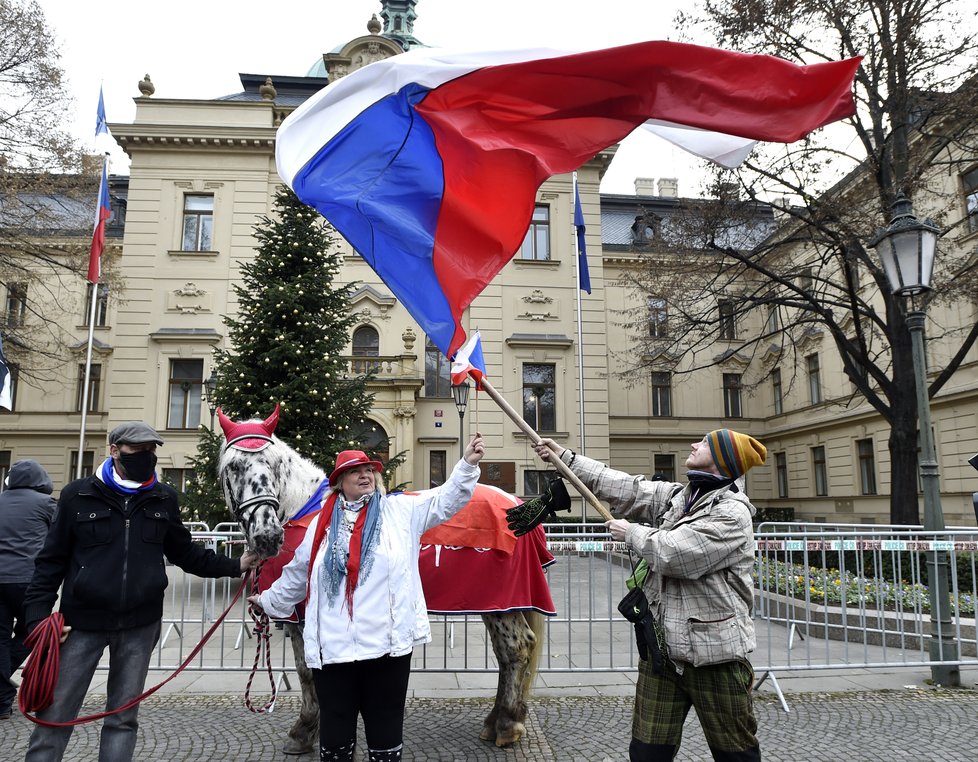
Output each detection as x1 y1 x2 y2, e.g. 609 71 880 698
529 429 766 762
22 421 258 762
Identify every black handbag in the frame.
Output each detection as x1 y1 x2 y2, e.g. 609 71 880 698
617 586 664 675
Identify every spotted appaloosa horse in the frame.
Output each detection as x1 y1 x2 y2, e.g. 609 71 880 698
217 408 553 754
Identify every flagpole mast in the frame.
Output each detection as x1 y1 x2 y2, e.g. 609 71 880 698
478 377 612 521
573 172 586 456
77 282 99 478
77 153 107 479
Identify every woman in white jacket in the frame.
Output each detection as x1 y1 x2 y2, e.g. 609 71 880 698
249 433 484 762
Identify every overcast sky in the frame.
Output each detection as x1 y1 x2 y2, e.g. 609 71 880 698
38 0 714 195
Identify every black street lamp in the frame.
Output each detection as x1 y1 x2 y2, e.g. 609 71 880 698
203 371 219 430
451 380 470 462
871 195 958 686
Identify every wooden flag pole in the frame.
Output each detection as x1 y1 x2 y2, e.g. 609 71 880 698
479 377 613 522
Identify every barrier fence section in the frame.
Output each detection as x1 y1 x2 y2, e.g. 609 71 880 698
753 523 978 676
143 523 978 684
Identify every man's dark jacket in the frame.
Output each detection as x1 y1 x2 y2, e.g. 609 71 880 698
23 474 240 632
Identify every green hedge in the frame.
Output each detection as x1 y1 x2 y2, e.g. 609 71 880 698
753 505 795 524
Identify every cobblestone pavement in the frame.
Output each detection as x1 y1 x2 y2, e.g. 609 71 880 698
2 689 977 761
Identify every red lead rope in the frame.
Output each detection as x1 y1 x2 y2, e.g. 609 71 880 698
244 563 277 713
19 570 255 727
18 612 65 717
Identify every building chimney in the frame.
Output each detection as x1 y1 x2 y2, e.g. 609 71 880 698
634 177 656 196
657 178 678 197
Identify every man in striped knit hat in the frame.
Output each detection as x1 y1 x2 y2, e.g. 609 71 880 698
530 430 766 762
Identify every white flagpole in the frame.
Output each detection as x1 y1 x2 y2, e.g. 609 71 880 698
77 154 107 478
573 172 586 455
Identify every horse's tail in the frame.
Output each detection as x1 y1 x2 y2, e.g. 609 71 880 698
523 610 546 701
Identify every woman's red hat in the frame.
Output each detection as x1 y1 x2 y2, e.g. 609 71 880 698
329 450 384 486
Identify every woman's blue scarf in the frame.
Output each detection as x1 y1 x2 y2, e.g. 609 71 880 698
321 490 383 616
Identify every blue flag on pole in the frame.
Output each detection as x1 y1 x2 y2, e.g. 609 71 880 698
0 334 12 411
95 86 110 137
574 177 591 294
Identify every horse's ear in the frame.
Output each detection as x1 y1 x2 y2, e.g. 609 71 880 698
217 407 235 438
262 403 281 434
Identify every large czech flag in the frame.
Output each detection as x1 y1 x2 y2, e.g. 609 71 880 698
276 41 860 358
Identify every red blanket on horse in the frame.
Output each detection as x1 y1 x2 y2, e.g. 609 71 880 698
419 484 555 614
254 512 318 622
419 525 555 614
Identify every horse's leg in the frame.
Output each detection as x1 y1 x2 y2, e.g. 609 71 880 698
282 621 320 755
522 610 545 703
480 612 536 747
479 613 501 743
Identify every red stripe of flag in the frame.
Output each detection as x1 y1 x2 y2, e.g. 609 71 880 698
416 44 860 355
88 157 110 284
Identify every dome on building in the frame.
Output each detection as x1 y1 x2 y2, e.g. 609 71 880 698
304 6 423 81
305 57 328 78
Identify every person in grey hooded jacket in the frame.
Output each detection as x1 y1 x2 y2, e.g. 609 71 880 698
0 460 57 718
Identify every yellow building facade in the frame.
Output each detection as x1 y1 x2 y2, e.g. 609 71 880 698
2 9 976 526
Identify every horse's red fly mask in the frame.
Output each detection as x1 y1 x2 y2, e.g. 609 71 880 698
218 404 280 452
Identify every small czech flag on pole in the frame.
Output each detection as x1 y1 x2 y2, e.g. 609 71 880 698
450 331 487 390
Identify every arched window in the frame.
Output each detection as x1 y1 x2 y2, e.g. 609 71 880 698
350 419 390 463
351 325 380 373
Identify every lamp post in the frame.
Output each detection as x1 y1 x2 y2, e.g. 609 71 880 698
871 195 959 686
203 371 219 430
451 381 470 462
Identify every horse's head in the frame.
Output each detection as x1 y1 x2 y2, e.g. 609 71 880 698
217 406 289 559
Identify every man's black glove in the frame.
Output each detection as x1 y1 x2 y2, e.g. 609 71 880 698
506 477 571 536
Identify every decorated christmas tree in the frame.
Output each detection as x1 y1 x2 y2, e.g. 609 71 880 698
181 186 397 525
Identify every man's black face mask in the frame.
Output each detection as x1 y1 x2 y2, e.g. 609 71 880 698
119 450 158 483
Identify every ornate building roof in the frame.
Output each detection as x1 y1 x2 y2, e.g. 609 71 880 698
218 3 423 105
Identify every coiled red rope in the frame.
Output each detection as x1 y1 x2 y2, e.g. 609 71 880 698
18 612 65 717
19 569 255 727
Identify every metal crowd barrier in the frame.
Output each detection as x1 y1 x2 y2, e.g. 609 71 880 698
752 523 978 708
144 523 978 700
151 524 640 681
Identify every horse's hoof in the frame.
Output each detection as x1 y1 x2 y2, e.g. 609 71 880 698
480 725 497 742
494 723 525 747
282 739 315 755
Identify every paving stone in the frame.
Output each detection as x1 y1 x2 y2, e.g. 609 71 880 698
2 689 977 760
